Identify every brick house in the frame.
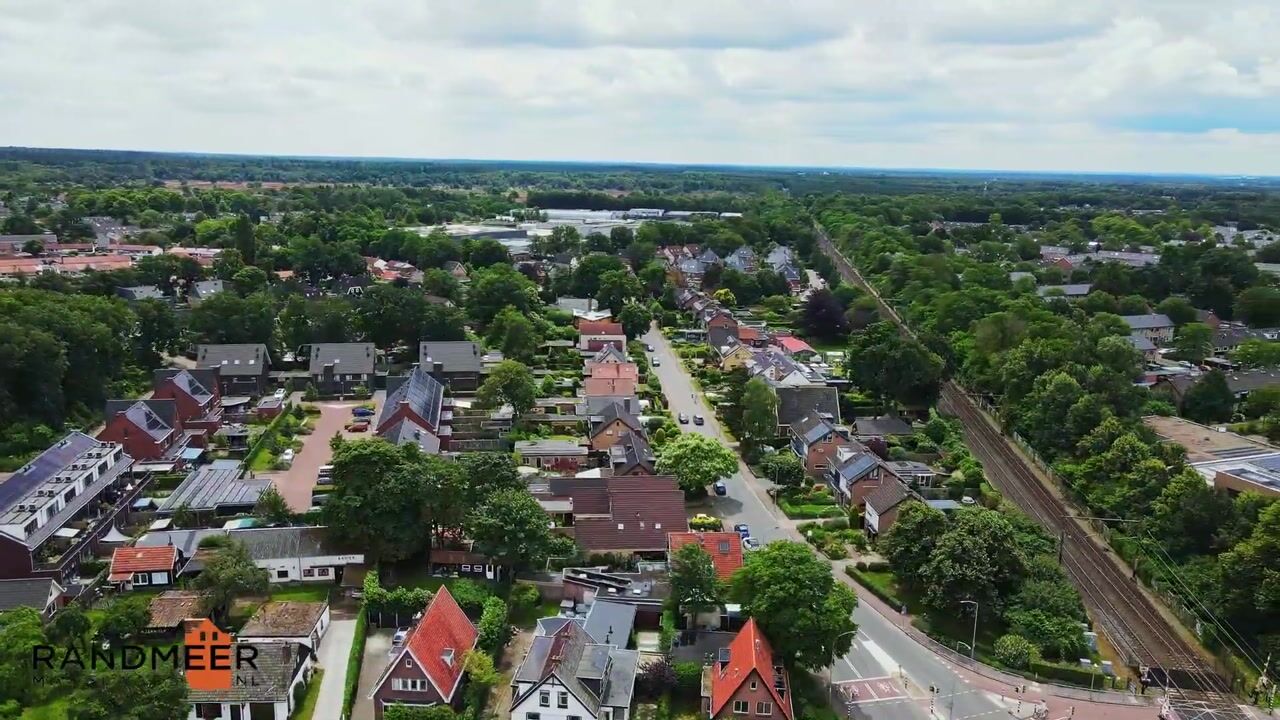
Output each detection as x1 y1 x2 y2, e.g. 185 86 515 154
826 446 885 509
704 618 793 720
608 431 657 476
309 343 377 396
589 403 644 452
376 365 453 451
109 546 178 591
667 532 743 581
196 343 272 397
578 320 626 352
369 586 478 719
152 368 222 433
788 412 852 477
584 376 638 397
863 481 915 537
706 312 740 350
97 399 187 462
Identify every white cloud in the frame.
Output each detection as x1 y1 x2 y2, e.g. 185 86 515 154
0 0 1278 174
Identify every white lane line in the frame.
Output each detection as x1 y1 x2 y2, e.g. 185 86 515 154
860 638 897 676
842 656 862 679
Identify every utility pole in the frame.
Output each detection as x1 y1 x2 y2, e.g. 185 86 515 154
960 599 979 660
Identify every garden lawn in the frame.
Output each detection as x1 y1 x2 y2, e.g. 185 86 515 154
292 669 323 720
512 599 561 629
20 699 69 720
270 585 332 603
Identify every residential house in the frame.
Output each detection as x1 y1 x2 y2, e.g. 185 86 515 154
1155 369 1280 409
1036 284 1093 299
706 312 740 350
585 345 629 373
0 233 58 256
589 403 644 452
608 432 657 477
158 463 271 517
852 416 913 442
1125 334 1159 361
765 246 794 271
0 578 64 617
579 320 627 352
1212 323 1280 356
676 258 706 288
369 587 478 719
510 621 639 720
774 336 817 360
233 526 364 584
577 396 643 417
98 399 189 462
863 481 916 537
778 263 803 292
444 260 469 283
197 344 272 397
718 341 756 371
725 246 758 274
775 385 841 434
557 297 613 322
788 412 853 477
116 285 166 302
1195 309 1222 330
667 532 743 581
1121 314 1175 346
883 461 938 488
704 618 793 720
559 567 670 623
188 279 225 305
239 600 332 652
584 376 638 397
0 433 137 582
516 440 590 473
377 364 452 451
533 600 636 649
146 590 209 636
377 419 443 454
698 249 722 267
109 546 178 590
568 476 690 555
153 368 223 432
825 446 885 508
309 343 377 396
420 341 483 392
428 547 503 581
736 326 766 348
187 634 314 720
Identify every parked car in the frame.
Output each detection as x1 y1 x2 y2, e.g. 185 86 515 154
678 413 689 424
273 388 286 400
279 449 295 465
733 523 750 537
652 358 661 367
345 419 369 432
713 480 727 496
351 406 375 417
391 627 410 649
646 344 654 352
742 536 760 551
693 414 705 425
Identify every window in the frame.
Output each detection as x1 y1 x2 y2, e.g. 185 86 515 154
303 568 315 578
757 703 773 716
133 573 150 586
568 716 581 720
276 569 289 580
526 714 540 720
195 704 224 719
539 691 549 708
317 567 329 576
557 692 569 708
230 707 243 720
815 464 827 470
733 701 749 714
750 681 757 691
394 678 430 692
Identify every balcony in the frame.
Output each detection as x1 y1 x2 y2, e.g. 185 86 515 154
33 470 154 576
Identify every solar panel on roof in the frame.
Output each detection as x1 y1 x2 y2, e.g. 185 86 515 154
1249 454 1280 471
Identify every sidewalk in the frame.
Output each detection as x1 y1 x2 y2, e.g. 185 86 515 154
314 618 357 720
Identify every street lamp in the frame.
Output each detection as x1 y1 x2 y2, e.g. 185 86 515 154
959 600 979 660
827 629 860 704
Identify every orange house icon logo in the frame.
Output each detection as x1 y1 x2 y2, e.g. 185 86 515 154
184 618 234 690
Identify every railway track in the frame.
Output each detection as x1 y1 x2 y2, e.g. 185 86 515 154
814 228 1249 718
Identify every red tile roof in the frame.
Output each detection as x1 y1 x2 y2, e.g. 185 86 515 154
738 327 761 342
667 532 744 580
109 546 177 581
776 336 814 354
573 476 689 552
584 376 638 397
579 320 624 336
403 586 478 701
710 618 793 720
589 363 639 380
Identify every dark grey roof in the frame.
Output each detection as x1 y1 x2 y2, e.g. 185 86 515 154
775 385 840 428
103 400 174 441
155 368 218 402
779 263 802 281
515 439 588 456
583 601 636 647
1037 283 1092 297
609 431 656 475
232 526 343 560
708 324 738 350
159 465 268 512
678 258 705 275
866 480 913 513
1121 314 1174 330
197 344 271 376
512 622 636 714
577 396 641 416
793 411 839 446
310 343 376 376
589 345 629 365
556 297 597 313
381 365 447 430
376 417 441 453
0 578 59 612
833 452 880 483
1125 334 1156 352
420 341 482 374
188 641 309 704
765 246 793 269
535 616 582 637
591 403 642 438
137 528 227 559
190 279 225 299
854 415 913 437
118 285 165 301
698 249 721 264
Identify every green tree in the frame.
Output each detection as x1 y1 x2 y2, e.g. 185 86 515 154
188 291 276 345
132 298 181 368
798 289 850 341
1155 296 1198 326
739 377 779 450
617 303 653 339
596 269 643 315
97 596 151 644
193 540 270 616
1232 338 1280 368
467 488 556 571
487 306 542 362
468 265 537 328
477 360 537 415
421 268 460 301
253 485 293 525
1180 370 1236 424
713 288 737 306
47 604 91 644
920 508 1027 610
0 608 47 705
670 540 722 617
69 667 189 720
759 452 805 488
879 502 948 587
232 212 256 265
1171 322 1213 364
1236 286 1280 327
655 433 738 495
730 541 858 669
465 238 509 268
993 634 1039 670
1147 468 1235 558
847 322 945 409
456 452 524 506
1242 385 1280 418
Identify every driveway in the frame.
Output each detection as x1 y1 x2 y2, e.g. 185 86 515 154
352 628 394 720
314 618 357 719
271 394 382 512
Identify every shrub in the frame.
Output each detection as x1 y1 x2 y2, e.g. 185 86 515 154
477 597 510 654
447 579 493 615
993 634 1040 670
821 517 849 530
342 609 368 719
636 658 677 700
690 515 723 531
674 661 703 694
303 383 318 401
659 609 676 654
509 583 540 614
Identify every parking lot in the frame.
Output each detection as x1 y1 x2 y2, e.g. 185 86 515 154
269 394 381 512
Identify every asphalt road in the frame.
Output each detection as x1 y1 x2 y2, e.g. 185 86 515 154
643 326 1018 720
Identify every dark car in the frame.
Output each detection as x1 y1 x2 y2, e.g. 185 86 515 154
678 413 689 424
351 407 375 417
713 480 727 496
646 343 655 352
733 523 750 537
693 414 705 425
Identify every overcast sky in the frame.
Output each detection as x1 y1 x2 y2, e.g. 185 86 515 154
3 0 1279 175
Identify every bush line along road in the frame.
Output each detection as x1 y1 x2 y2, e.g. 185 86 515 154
645 325 1156 720
815 226 1249 720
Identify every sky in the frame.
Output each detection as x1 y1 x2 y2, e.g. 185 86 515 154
2 0 1279 175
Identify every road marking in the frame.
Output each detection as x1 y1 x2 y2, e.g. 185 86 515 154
859 638 897 676
842 657 862 679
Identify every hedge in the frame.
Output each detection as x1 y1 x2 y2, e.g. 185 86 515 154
844 566 903 608
779 500 843 519
243 402 294 468
341 608 369 719
1029 659 1115 688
